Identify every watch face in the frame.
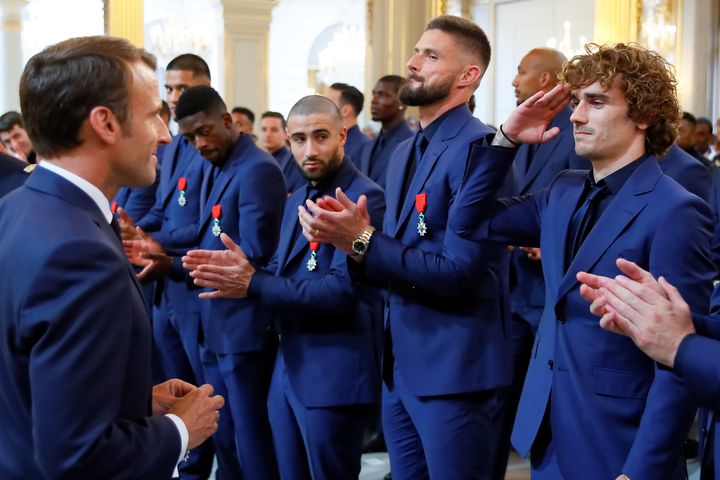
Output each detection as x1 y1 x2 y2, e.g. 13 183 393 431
352 240 367 254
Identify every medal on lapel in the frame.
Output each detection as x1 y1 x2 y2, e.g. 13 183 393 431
211 205 222 237
306 242 319 271
111 201 118 214
177 177 188 206
416 193 428 237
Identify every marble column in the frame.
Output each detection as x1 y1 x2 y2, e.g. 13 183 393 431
0 0 27 113
220 0 276 120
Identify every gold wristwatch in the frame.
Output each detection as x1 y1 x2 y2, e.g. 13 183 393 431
351 226 376 257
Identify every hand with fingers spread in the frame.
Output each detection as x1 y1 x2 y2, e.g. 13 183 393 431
182 233 254 299
168 384 225 450
577 258 694 367
117 207 140 241
500 83 571 145
298 187 370 256
122 227 171 283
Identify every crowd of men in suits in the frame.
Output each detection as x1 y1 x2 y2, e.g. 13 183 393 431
3 13 720 480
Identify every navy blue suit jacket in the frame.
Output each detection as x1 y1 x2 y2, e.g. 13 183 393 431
510 106 590 330
355 105 513 396
249 159 385 407
358 121 414 189
452 152 714 479
138 135 207 313
710 168 720 273
0 168 180 479
195 134 286 354
112 170 159 224
658 143 711 201
272 146 305 194
0 153 31 199
345 124 372 169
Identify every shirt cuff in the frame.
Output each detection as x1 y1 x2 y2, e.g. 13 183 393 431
165 413 189 478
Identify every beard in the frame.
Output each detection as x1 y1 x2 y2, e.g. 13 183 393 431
300 152 343 182
399 75 453 106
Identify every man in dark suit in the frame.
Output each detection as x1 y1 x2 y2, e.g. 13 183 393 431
492 46 591 480
658 142 711 201
184 94 386 479
127 85 287 478
578 260 720 480
450 43 714 479
0 111 37 163
0 35 223 480
359 75 414 189
0 151 33 198
299 16 513 478
117 53 215 479
327 82 372 166
260 110 305 193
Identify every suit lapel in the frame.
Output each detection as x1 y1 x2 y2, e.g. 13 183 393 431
556 158 660 300
160 135 184 205
385 138 414 233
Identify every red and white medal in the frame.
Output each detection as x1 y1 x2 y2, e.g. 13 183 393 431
177 177 187 206
211 204 222 237
416 193 427 237
306 242 319 271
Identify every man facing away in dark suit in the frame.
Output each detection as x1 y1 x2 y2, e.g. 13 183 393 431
449 43 715 479
0 151 33 199
359 75 414 189
0 36 223 480
260 110 306 193
299 16 514 479
183 94 386 479
327 82 372 167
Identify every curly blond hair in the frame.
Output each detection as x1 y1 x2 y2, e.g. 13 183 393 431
561 43 680 156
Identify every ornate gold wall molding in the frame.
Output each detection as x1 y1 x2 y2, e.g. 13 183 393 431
106 0 144 46
593 0 639 44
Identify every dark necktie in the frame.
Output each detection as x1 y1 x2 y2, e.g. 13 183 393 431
110 216 122 240
205 165 219 203
367 133 386 176
400 132 427 202
567 180 608 265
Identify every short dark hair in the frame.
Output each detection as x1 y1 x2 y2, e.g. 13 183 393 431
20 36 156 158
175 85 227 121
166 53 211 80
261 111 287 129
426 15 491 70
231 106 255 125
378 75 407 93
0 111 23 133
697 117 713 133
288 95 342 129
329 82 364 116
682 111 697 126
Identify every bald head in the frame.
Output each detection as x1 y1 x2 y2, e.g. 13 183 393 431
288 95 343 128
512 48 567 104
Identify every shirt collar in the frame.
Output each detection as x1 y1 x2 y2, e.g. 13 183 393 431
420 103 467 143
39 161 113 223
588 154 648 195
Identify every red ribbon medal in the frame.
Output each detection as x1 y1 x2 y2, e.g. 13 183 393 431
415 193 427 237
110 201 118 214
307 242 319 271
177 177 188 206
211 205 222 237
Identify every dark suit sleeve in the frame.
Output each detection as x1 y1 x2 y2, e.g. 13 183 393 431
239 161 287 267
359 141 520 299
250 188 385 313
135 183 165 233
709 169 720 274
677 159 712 202
675 333 720 410
623 198 715 477
19 239 180 479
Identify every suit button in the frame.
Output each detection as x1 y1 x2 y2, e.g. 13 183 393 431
278 333 282 343
558 313 566 324
547 359 554 370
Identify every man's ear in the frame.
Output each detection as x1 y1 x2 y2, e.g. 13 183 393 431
88 106 122 145
221 112 233 129
457 64 483 88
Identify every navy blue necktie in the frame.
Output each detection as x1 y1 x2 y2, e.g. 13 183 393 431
401 132 427 202
110 216 122 241
567 180 607 265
